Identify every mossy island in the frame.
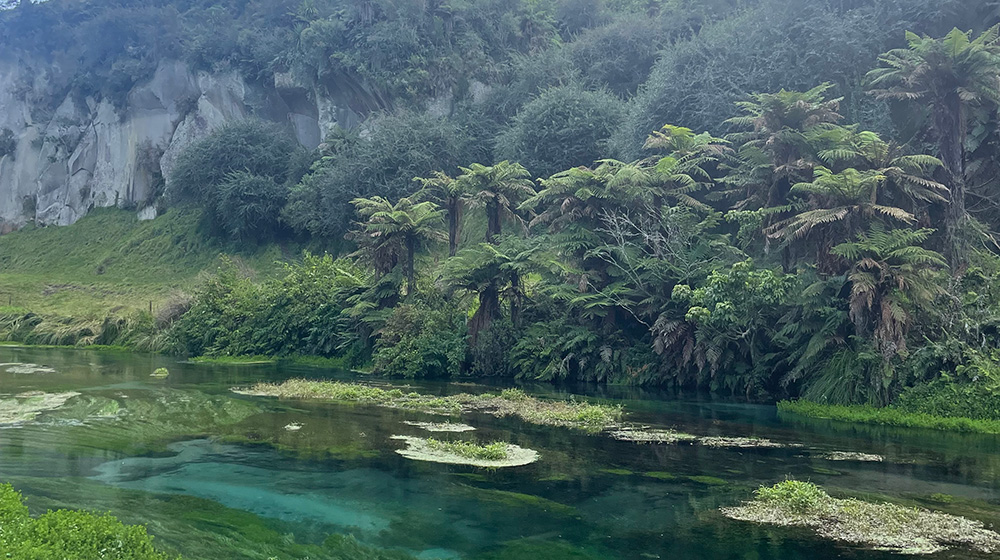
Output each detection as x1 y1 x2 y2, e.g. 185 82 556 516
723 481 1000 555
391 436 539 468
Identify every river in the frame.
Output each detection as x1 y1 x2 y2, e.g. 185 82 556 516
0 346 997 559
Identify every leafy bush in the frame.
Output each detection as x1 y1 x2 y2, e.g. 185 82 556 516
168 120 301 240
0 483 175 559
895 375 1000 422
284 112 474 241
754 480 830 514
496 84 623 177
170 254 365 358
373 295 467 378
470 318 517 378
215 171 287 243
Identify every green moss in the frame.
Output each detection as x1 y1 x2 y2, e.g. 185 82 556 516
777 399 1000 434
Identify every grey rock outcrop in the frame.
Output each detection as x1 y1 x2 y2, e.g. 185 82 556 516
0 56 363 231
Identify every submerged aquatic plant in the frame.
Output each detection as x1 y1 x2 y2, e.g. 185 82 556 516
723 480 1000 555
0 391 80 424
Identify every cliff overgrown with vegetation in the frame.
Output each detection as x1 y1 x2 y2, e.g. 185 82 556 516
3 0 1000 412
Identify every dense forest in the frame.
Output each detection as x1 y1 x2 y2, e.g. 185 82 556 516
4 0 1000 409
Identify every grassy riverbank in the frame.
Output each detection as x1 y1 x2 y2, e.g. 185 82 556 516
777 400 1000 434
0 208 287 316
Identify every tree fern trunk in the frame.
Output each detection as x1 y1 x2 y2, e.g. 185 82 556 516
937 93 967 270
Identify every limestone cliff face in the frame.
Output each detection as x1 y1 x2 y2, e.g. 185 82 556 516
0 57 364 232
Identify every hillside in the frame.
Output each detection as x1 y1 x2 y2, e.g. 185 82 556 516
0 208 288 316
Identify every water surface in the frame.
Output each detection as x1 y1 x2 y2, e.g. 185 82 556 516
1 346 998 559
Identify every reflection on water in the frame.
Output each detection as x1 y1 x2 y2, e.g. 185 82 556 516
1 345 999 559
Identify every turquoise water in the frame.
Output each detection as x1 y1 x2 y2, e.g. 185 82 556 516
1 346 999 559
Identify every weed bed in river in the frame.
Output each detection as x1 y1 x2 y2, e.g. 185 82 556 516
390 436 538 467
723 481 1000 555
235 381 622 432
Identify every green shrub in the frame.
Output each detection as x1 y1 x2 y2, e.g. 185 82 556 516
373 295 467 378
496 84 623 177
895 377 1000 422
754 480 830 514
170 254 365 358
214 171 287 243
0 483 175 559
283 112 474 241
168 120 301 241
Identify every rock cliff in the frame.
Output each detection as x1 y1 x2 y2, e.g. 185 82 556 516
0 57 366 232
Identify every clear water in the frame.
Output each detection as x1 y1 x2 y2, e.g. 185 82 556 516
1 346 999 559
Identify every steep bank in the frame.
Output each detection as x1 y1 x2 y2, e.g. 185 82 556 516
0 56 373 231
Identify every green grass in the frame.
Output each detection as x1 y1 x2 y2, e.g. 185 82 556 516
189 355 278 365
0 208 289 317
777 400 1000 434
425 438 510 461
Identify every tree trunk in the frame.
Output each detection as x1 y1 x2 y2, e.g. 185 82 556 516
468 283 501 345
486 201 502 243
509 273 521 328
936 93 967 269
405 236 416 296
448 199 461 257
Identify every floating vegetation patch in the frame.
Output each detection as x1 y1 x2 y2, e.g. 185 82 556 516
402 421 476 432
722 480 1000 555
822 451 884 462
608 427 696 443
609 426 790 449
236 381 621 432
1 363 56 375
699 436 791 448
0 391 80 424
390 436 538 468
